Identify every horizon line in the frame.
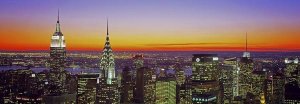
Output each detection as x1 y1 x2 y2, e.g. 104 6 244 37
1 49 300 53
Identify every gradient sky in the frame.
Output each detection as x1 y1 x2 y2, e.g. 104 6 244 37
1 0 300 51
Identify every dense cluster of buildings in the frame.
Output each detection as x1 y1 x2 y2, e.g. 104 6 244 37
0 13 300 104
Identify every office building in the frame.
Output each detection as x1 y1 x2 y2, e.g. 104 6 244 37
77 73 98 104
191 54 221 103
155 76 176 104
120 66 134 103
134 67 156 104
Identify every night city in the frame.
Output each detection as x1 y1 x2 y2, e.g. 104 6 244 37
0 0 300 104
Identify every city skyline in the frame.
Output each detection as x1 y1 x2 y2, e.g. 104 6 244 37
1 0 300 51
1 1 300 103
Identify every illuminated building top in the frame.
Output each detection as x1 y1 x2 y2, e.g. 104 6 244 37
285 58 299 64
50 10 66 48
99 19 115 84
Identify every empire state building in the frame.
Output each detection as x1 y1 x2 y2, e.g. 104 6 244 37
43 11 76 104
49 11 67 94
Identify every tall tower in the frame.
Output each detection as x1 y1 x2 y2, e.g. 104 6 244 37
237 32 254 101
120 66 134 104
99 19 115 84
133 67 156 104
243 32 250 58
44 10 76 104
49 10 67 94
96 19 119 104
191 54 221 103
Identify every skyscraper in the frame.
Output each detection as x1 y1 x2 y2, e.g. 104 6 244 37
155 76 176 104
96 20 119 104
191 54 221 103
0 69 43 104
134 67 156 104
133 54 144 79
252 70 267 102
223 57 238 101
237 33 254 100
175 63 185 86
177 78 192 104
77 73 98 104
43 11 76 104
220 60 235 104
120 66 134 103
284 58 299 84
174 63 188 104
266 73 285 104
49 10 67 94
284 58 300 103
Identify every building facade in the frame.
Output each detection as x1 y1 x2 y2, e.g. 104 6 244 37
120 66 134 103
155 77 176 104
77 74 98 104
134 67 156 104
191 54 221 103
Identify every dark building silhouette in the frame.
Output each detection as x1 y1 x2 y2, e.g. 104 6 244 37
134 67 155 103
77 73 98 104
120 66 134 103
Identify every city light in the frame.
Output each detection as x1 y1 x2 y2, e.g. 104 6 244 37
1 0 300 104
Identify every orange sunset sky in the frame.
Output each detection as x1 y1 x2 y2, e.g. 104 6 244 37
0 0 300 51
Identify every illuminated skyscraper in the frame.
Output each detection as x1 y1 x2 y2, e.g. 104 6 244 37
284 58 299 84
77 73 98 104
237 33 254 100
174 63 187 104
134 67 156 104
155 76 176 104
220 60 235 104
96 20 119 104
0 69 43 104
223 58 238 100
133 54 144 70
133 54 144 79
49 10 67 94
43 11 76 104
178 78 192 104
284 58 300 103
252 71 267 102
191 54 221 103
99 20 116 85
175 63 185 86
266 73 285 104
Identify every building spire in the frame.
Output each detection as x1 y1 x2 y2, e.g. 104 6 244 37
106 18 110 41
246 32 248 52
106 18 109 36
56 9 61 32
242 32 250 58
57 9 60 23
100 18 115 84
